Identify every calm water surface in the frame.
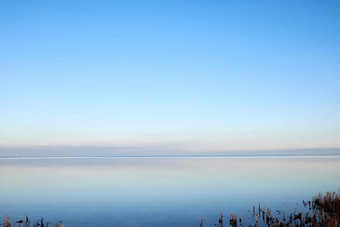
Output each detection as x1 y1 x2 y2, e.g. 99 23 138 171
0 156 340 226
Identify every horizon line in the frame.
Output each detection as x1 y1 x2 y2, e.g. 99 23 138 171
1 153 340 159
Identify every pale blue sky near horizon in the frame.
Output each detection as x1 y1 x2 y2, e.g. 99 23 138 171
1 0 340 152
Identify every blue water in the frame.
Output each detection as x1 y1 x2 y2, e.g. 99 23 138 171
0 156 340 226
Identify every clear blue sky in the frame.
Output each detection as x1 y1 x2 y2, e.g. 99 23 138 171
1 0 340 152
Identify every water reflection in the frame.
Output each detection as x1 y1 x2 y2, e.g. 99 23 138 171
0 156 339 226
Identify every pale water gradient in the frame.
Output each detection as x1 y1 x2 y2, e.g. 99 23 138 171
1 156 339 226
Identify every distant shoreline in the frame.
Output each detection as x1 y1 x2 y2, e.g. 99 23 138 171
1 147 340 158
1 154 340 159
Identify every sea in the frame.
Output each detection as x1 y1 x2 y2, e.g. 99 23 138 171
1 154 340 226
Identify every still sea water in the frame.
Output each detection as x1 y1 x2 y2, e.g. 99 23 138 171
0 156 340 226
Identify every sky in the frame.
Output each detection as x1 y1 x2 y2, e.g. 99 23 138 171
1 0 340 153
